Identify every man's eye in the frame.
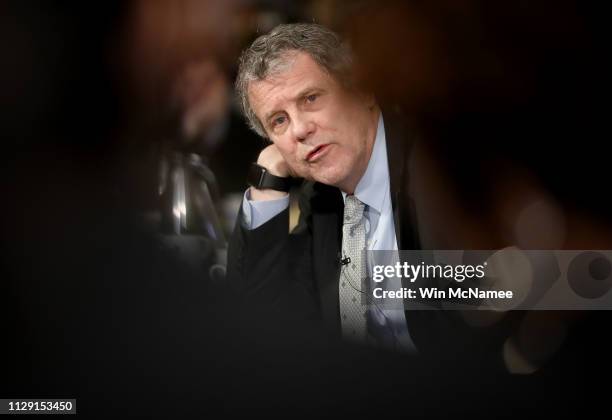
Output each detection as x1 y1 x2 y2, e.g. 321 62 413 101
306 94 318 103
272 116 286 127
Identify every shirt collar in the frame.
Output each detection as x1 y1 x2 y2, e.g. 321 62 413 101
342 114 388 214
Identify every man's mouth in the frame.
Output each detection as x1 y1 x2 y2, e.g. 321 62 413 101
306 144 330 163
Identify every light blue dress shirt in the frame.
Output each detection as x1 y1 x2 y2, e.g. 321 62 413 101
241 114 416 352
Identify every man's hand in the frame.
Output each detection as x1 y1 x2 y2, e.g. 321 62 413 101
251 144 293 201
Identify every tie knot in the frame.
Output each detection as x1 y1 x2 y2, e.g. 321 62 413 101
343 195 365 224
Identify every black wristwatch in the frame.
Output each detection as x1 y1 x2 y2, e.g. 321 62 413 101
247 163 292 192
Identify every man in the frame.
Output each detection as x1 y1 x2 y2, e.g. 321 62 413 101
169 56 263 196
227 23 496 361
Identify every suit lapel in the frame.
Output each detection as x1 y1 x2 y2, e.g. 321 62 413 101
310 183 343 335
382 105 420 250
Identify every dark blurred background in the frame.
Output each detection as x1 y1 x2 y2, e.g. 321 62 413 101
1 0 611 418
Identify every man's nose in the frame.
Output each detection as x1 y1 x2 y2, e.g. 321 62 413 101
291 113 315 142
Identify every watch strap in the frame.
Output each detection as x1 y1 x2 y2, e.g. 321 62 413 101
247 163 292 192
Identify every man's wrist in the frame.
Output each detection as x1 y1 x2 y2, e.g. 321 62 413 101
247 163 292 194
242 188 289 229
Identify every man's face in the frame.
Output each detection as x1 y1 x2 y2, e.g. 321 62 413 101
173 58 229 140
248 51 379 192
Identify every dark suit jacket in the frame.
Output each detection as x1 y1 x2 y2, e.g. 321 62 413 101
227 107 507 370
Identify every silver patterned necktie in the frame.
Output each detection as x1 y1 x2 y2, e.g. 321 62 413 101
339 195 367 342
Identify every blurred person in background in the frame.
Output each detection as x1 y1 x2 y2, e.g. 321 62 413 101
122 0 261 241
164 54 263 234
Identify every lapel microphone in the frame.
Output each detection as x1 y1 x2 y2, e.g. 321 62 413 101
340 256 351 266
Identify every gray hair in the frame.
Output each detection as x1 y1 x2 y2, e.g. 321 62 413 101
235 23 353 138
